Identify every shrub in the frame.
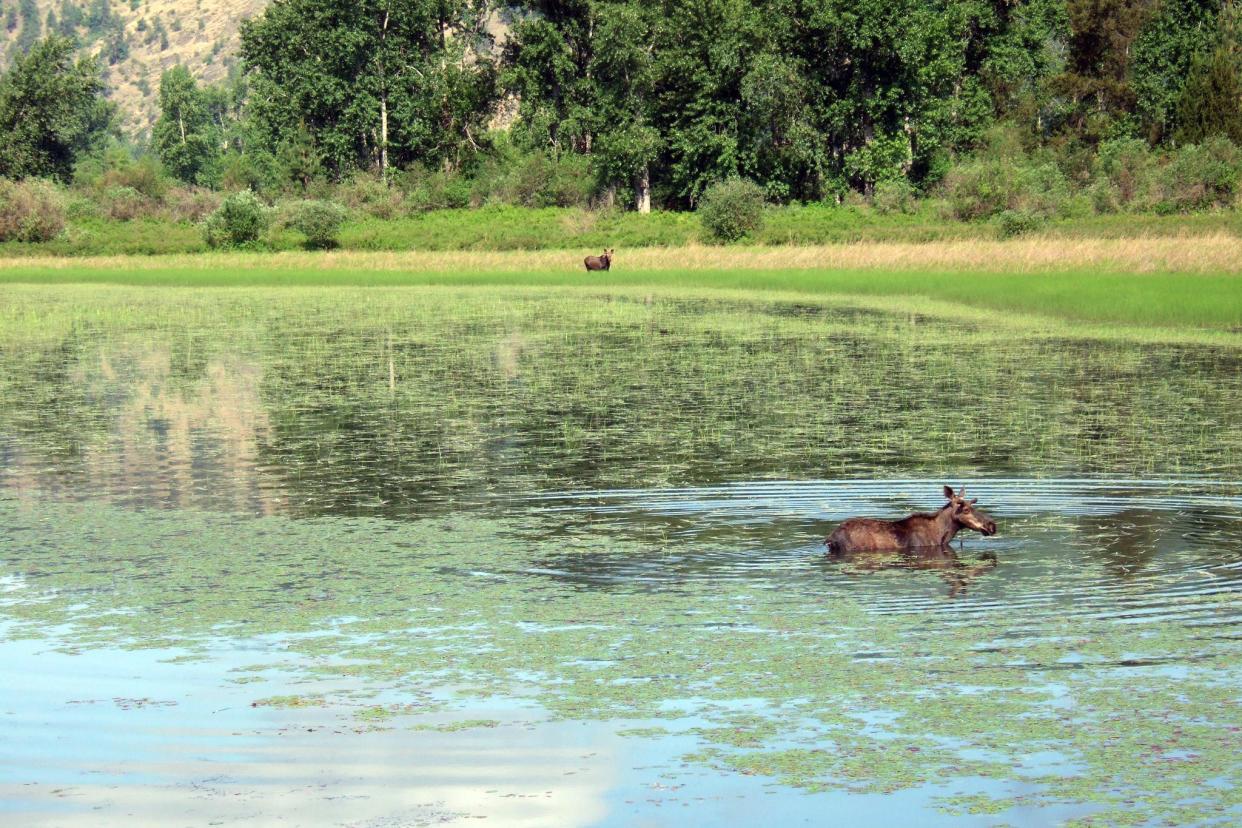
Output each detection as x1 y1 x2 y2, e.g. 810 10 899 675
1089 138 1158 213
285 199 346 249
997 209 1044 238
872 179 915 215
1159 137 1241 212
97 155 169 200
337 172 406 219
469 150 593 208
202 190 269 248
698 177 766 242
163 186 221 223
941 157 1070 220
0 178 66 242
404 166 472 211
101 185 150 221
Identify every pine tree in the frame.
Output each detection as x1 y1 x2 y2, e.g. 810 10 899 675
1175 48 1242 144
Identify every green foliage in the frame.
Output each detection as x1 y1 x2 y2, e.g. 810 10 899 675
202 190 268 248
284 199 346 249
86 0 112 33
872 179 916 215
698 177 766 242
1160 136 1241 211
239 0 497 185
1054 0 1159 134
402 166 473 212
467 145 593 209
100 184 148 221
500 0 1070 206
997 208 1045 237
1130 0 1222 141
0 36 112 182
941 141 1070 220
336 172 407 218
1174 47 1242 146
0 177 65 241
153 66 221 187
57 0 83 37
1089 137 1158 212
16 0 41 54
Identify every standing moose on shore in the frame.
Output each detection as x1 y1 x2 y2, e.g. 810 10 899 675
584 249 614 271
826 486 997 553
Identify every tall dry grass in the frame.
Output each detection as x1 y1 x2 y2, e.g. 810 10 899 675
3 235 1239 274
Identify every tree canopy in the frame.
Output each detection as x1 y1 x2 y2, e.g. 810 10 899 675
239 0 498 183
0 35 111 181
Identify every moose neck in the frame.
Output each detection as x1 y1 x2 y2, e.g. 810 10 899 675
931 504 962 546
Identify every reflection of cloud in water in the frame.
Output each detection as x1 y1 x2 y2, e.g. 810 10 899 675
0 642 616 828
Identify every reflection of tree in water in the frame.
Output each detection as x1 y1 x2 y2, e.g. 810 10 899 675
2 336 275 514
3 291 1242 519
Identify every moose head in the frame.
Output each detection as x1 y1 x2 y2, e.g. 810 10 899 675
943 485 997 536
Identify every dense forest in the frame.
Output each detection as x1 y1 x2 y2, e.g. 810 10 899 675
0 0 1239 219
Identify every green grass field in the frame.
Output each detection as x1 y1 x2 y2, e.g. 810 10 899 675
2 261 1239 335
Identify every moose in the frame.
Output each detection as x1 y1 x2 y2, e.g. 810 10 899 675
584 248 614 271
825 485 997 553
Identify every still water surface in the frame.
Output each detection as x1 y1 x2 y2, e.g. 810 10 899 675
1 286 1240 825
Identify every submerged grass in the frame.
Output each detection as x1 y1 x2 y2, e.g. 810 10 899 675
2 285 1240 509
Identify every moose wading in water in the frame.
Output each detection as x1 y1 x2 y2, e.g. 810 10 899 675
826 486 998 553
584 249 613 271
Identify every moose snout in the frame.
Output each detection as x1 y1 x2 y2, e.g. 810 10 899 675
982 519 998 536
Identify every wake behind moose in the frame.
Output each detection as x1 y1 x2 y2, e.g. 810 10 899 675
826 486 997 553
584 248 613 271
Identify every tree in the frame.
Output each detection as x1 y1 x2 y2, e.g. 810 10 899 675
1130 0 1224 141
58 0 84 35
1053 0 1159 134
240 0 497 183
16 0 42 54
502 1 597 156
0 36 113 181
86 0 112 33
588 2 659 210
152 65 221 185
1175 47 1242 145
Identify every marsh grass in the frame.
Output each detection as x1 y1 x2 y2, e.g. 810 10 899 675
3 286 1240 509
1 240 1241 334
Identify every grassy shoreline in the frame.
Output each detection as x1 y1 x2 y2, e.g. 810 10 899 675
3 236 1239 339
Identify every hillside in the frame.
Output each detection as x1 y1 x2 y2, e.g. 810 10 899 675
0 0 267 138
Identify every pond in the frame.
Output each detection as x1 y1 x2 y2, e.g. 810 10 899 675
1 285 1240 826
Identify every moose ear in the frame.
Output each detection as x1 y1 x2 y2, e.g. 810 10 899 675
970 498 978 505
943 485 955 499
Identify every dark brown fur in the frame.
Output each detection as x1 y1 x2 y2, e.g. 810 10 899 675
584 248 614 271
825 485 997 553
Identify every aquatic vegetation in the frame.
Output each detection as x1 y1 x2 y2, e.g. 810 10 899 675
0 285 1239 823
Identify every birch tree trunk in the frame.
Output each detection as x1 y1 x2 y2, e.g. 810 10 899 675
636 164 651 213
